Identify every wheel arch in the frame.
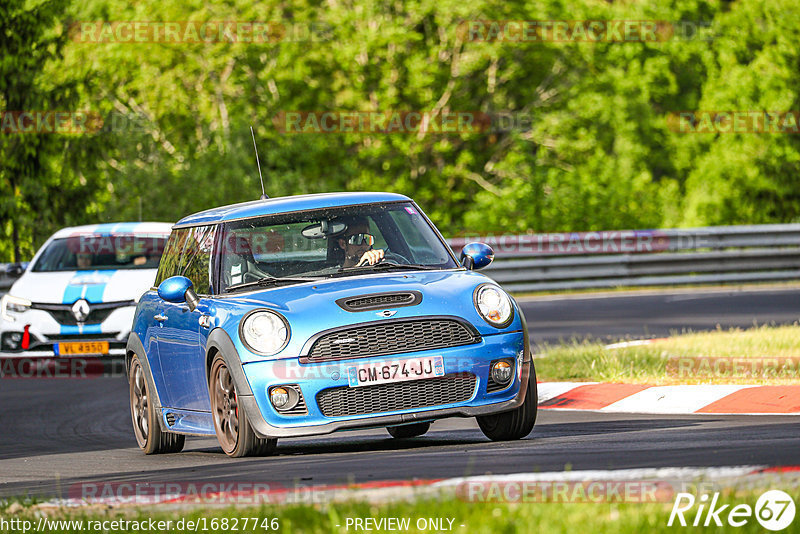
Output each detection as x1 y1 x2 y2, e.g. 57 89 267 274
204 328 253 396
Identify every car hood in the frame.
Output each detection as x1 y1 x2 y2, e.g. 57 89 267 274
214 269 521 362
9 269 159 304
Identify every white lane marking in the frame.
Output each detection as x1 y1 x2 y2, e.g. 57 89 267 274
604 339 659 349
600 385 757 414
431 465 764 487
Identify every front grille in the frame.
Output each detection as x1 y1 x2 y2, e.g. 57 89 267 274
305 318 480 362
336 291 422 312
45 308 116 326
317 373 476 417
31 301 134 326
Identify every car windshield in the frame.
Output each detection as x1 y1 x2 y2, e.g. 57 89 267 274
32 234 167 272
220 202 458 292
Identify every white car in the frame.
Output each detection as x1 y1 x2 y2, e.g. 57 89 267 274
0 222 171 358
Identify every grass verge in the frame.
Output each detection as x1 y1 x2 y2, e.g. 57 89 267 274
535 324 800 384
3 490 799 533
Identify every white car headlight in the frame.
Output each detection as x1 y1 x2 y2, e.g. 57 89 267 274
240 310 290 355
1 294 32 322
474 284 513 327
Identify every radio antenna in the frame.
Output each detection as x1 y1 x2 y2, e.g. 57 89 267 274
250 126 268 200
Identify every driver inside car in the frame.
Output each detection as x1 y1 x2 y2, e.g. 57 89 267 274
337 217 384 268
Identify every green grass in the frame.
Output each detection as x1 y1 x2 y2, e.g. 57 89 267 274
535 324 800 384
4 491 798 533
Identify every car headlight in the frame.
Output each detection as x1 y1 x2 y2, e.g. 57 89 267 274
473 284 513 328
240 310 290 355
1 294 32 322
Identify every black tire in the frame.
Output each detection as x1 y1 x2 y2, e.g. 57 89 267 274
209 354 277 458
386 422 431 439
477 366 538 441
129 354 185 454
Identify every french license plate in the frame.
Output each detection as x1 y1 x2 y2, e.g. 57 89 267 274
55 341 109 356
347 356 444 387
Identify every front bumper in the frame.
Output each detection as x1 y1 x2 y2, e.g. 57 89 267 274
240 330 531 439
0 307 133 358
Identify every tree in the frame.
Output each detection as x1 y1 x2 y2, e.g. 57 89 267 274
0 0 106 262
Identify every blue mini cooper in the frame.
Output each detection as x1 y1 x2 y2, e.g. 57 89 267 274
127 192 537 457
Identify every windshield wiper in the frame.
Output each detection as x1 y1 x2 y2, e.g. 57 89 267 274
225 275 321 292
338 261 438 273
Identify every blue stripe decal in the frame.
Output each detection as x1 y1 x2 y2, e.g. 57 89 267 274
59 324 101 335
93 223 118 234
62 270 94 304
60 270 116 335
82 324 103 335
112 222 140 234
85 272 112 303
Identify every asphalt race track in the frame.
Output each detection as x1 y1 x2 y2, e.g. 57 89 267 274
520 286 800 346
1 287 799 500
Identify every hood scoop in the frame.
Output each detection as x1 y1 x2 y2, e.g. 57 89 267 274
336 291 422 312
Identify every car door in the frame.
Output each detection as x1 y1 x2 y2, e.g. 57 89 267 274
155 225 215 411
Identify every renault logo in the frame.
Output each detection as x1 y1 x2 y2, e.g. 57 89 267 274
71 299 91 323
376 310 397 318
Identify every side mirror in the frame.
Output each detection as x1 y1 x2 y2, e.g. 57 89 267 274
5 263 25 278
460 242 494 270
157 276 199 311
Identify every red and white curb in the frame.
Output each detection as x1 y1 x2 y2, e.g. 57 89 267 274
47 466 800 508
538 382 800 414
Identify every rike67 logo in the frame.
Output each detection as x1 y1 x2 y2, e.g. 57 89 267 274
668 490 796 530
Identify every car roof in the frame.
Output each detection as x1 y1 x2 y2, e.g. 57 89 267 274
49 222 173 239
174 192 412 228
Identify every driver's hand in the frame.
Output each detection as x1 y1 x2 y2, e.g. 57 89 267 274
356 249 384 266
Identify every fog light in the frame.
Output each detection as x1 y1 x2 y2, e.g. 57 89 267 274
270 387 290 409
491 361 513 385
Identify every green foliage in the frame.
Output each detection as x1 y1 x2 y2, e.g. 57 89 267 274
2 0 799 261
0 0 109 261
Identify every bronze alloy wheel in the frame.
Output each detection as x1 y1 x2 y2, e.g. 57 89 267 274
128 353 185 454
130 357 149 449
209 354 277 457
210 357 240 453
